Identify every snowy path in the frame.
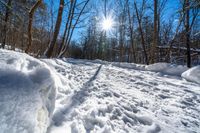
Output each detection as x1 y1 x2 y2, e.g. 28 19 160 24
43 59 200 133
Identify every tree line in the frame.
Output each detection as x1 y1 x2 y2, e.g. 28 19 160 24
0 0 90 57
0 0 199 67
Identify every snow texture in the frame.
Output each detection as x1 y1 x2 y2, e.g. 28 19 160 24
44 58 200 133
146 63 188 76
182 66 200 84
0 49 56 133
1 50 200 133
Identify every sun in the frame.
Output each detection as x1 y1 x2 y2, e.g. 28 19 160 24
101 17 114 31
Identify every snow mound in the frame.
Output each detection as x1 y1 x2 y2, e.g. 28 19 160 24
146 63 188 76
111 62 146 70
0 49 56 133
182 66 200 84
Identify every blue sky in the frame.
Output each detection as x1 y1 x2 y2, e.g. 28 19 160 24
43 0 181 41
44 0 85 41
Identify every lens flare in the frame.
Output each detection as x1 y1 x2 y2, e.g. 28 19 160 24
102 17 113 31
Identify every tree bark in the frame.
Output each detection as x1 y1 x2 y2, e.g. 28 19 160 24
57 1 74 55
151 0 158 63
25 0 42 53
59 0 89 58
134 0 149 65
127 0 136 62
185 0 191 67
45 0 64 58
1 0 12 49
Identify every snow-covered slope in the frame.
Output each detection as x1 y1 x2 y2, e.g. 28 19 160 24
0 50 56 133
182 66 200 84
146 63 188 76
44 58 200 133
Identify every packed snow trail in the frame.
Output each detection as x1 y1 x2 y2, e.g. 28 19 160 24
42 59 200 133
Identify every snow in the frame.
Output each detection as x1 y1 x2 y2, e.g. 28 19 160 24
43 58 200 133
0 44 23 52
65 59 187 76
1 50 200 133
0 49 56 133
182 66 200 84
158 45 200 53
146 63 188 76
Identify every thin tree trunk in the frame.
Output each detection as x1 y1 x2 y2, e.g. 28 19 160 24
185 0 191 67
134 0 149 65
25 0 42 53
127 0 136 62
1 0 12 49
158 12 160 61
59 0 89 58
151 0 158 63
49 0 54 40
166 13 184 62
45 0 64 58
119 16 124 62
58 0 77 57
57 1 74 55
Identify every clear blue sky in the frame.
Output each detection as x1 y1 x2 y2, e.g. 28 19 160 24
44 0 180 41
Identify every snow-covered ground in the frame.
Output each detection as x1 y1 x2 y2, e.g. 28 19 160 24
182 66 200 84
43 59 200 133
0 50 200 133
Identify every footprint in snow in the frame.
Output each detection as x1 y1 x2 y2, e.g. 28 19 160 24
158 94 171 99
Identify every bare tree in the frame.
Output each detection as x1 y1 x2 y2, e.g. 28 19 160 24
25 0 42 53
45 0 64 58
58 0 90 58
126 0 136 62
1 0 12 49
57 0 75 55
151 0 158 63
185 0 191 67
134 0 149 65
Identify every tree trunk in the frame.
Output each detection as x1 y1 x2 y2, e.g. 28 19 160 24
151 0 158 63
45 0 64 58
1 0 12 49
58 0 77 57
185 0 191 67
25 0 42 53
127 0 136 62
57 1 74 55
59 0 89 58
134 0 149 65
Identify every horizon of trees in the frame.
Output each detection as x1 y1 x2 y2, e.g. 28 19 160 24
0 0 199 67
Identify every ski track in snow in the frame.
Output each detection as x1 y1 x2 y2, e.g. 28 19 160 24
43 59 200 133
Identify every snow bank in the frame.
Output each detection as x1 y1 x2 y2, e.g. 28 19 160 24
111 62 146 70
146 63 188 76
64 59 194 78
182 66 200 84
0 49 56 133
63 59 189 76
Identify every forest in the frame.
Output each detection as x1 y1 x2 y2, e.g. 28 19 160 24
0 0 199 67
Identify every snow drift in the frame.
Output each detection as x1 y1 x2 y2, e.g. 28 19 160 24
182 66 200 84
0 49 56 133
146 63 188 76
65 59 189 76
